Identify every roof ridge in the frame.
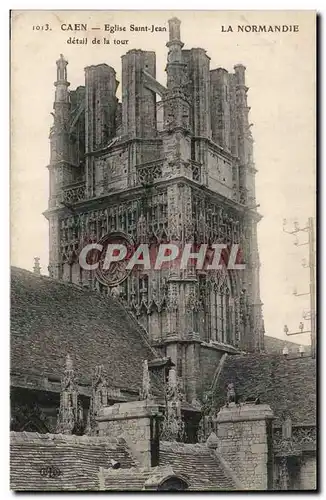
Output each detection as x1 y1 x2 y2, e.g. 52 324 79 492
160 441 211 454
11 266 162 395
10 431 120 445
11 264 160 354
11 266 126 307
211 449 242 489
121 303 160 358
264 334 302 345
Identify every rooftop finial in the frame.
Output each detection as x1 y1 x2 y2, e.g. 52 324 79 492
33 257 41 276
56 353 84 435
56 53 68 81
140 359 151 401
226 382 236 406
168 367 177 389
65 353 73 371
168 17 181 43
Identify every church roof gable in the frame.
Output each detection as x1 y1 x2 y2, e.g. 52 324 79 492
11 267 158 393
213 353 316 426
159 441 237 490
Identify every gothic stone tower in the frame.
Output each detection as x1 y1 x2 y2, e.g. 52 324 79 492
44 19 263 405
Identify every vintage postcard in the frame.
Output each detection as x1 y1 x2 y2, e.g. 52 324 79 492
10 10 316 492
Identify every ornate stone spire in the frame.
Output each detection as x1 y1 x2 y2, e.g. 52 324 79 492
160 368 185 441
33 257 41 276
166 18 184 69
56 54 68 82
56 354 84 435
137 213 148 244
86 365 109 435
139 360 152 401
54 54 70 101
163 17 190 133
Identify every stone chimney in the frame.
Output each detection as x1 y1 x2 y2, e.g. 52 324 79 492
96 400 162 468
216 402 274 490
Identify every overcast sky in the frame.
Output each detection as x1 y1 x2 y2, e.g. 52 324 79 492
11 10 315 345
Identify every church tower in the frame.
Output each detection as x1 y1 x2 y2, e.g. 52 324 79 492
44 19 264 405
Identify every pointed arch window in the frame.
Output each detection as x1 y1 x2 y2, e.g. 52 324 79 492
210 277 233 344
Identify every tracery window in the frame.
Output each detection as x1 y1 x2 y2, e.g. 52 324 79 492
201 271 234 345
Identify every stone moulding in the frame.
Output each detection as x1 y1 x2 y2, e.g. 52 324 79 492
216 403 274 423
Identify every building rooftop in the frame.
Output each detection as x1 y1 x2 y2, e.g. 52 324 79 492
10 432 136 491
10 267 159 394
10 432 238 491
213 352 316 426
264 335 308 355
159 441 237 490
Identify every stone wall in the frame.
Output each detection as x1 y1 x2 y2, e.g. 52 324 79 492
121 50 157 138
206 147 233 198
96 400 161 469
210 68 231 150
85 64 117 152
216 403 274 490
299 454 317 490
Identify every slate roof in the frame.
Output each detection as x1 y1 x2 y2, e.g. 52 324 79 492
100 468 154 491
10 432 137 491
10 432 236 492
11 267 158 393
264 335 306 355
100 465 189 491
159 441 237 490
213 353 316 426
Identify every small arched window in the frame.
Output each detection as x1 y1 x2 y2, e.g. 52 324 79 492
158 477 188 491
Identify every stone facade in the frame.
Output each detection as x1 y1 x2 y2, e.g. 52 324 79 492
44 17 263 404
96 400 161 468
216 403 274 490
299 455 316 490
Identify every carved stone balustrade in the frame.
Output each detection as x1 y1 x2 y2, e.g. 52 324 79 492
62 182 86 204
136 160 163 186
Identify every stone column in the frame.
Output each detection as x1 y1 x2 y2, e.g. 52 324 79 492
96 400 162 468
216 403 274 490
48 214 61 279
184 335 202 405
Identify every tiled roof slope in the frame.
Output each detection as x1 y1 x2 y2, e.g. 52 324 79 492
101 468 153 490
10 432 137 491
11 267 157 392
213 353 316 426
159 441 236 490
264 335 306 354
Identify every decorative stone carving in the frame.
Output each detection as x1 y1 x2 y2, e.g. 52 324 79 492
56 354 84 435
279 457 290 490
160 368 185 442
96 231 134 287
63 183 86 204
166 282 179 312
139 360 152 401
86 365 109 436
273 425 316 456
137 162 163 185
226 382 236 406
